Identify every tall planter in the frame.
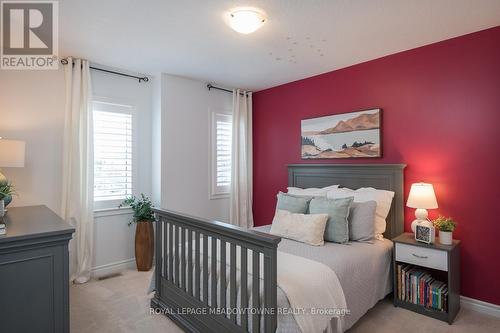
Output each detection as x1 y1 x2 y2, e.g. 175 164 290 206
135 221 154 271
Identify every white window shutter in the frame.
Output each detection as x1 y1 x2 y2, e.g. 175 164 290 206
212 113 232 197
93 102 134 203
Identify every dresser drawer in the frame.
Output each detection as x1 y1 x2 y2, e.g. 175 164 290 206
395 243 448 271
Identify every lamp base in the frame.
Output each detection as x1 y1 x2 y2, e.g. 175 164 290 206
411 208 430 233
414 208 428 220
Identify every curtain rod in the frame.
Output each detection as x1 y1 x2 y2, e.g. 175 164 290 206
207 83 250 96
60 58 149 83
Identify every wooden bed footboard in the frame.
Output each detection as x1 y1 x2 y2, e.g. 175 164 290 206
151 208 281 333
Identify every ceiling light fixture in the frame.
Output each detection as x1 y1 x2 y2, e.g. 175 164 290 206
229 9 266 34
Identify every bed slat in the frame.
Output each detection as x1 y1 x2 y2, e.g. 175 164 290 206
230 243 237 323
161 219 166 279
194 231 200 300
168 222 173 281
220 239 227 312
181 226 186 290
240 246 248 331
264 252 277 333
203 234 209 305
252 250 260 333
174 224 180 287
156 218 162 296
211 237 217 307
187 229 193 295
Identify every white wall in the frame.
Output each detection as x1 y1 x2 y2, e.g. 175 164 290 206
0 68 152 276
0 70 65 213
160 74 232 222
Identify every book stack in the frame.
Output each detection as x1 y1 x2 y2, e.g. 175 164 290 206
396 263 448 312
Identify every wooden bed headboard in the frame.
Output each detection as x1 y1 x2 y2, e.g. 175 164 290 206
288 164 406 239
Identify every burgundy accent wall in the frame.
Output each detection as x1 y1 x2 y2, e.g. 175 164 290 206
252 26 500 305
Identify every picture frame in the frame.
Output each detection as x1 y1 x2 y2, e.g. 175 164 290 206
415 224 434 244
301 108 382 159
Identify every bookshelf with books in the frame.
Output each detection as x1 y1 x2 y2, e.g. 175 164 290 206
396 264 449 312
393 233 460 324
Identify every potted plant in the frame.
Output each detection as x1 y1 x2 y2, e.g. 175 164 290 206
433 216 457 245
119 194 156 271
0 182 16 207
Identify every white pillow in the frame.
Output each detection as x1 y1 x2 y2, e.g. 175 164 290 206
327 187 394 238
287 184 339 197
270 210 329 246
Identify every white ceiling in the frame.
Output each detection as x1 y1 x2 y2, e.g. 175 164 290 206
60 0 500 91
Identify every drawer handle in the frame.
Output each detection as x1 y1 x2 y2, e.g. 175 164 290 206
412 253 428 259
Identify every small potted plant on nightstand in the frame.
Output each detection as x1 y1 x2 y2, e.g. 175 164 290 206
119 194 156 271
433 216 457 245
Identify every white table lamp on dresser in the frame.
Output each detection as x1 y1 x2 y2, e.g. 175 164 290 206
407 182 438 234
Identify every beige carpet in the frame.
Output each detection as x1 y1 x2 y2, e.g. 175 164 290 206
70 269 500 333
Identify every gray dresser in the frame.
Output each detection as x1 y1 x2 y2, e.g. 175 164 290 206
0 205 74 333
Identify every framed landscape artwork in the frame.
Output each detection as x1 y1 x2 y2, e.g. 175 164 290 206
301 108 382 159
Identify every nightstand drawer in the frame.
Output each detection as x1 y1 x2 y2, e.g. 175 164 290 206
395 243 448 271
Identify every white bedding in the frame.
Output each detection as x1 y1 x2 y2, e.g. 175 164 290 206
277 251 347 333
254 225 393 332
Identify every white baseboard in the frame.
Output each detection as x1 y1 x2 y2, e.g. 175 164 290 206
461 296 500 319
92 258 136 278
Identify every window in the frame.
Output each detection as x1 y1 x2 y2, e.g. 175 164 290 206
93 100 135 208
211 112 232 198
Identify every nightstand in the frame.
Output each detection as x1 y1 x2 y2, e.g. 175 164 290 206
393 233 460 324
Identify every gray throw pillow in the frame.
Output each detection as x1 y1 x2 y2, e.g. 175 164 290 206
309 197 353 243
349 201 377 243
276 192 312 214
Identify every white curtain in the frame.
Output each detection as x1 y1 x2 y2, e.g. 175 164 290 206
61 57 94 284
230 89 254 228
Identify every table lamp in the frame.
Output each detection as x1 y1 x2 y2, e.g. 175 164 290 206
0 138 26 206
407 182 438 233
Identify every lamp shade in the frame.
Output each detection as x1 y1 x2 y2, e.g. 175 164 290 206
406 183 438 209
0 139 25 167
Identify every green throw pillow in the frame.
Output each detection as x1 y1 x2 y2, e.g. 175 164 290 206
276 192 312 214
309 197 354 243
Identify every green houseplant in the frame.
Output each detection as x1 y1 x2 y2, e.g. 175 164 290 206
119 194 156 226
119 194 156 271
433 216 457 245
0 182 16 207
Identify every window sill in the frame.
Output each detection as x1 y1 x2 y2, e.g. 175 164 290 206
210 193 230 200
94 206 133 218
